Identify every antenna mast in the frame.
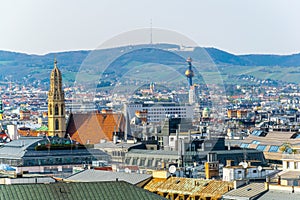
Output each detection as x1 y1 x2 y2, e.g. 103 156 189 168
150 19 153 44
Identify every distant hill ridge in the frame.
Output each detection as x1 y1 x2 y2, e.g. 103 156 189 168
1 44 300 85
1 45 300 68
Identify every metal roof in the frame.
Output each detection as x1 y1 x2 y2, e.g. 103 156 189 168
0 137 42 159
127 148 262 156
0 181 165 200
94 142 142 149
222 183 267 199
0 137 109 160
65 169 152 185
277 170 300 180
258 189 300 200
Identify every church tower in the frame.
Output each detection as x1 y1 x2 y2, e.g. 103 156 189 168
48 59 66 137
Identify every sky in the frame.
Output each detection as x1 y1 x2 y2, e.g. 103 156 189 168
1 0 300 55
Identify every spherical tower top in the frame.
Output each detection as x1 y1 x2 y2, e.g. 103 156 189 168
185 56 194 78
185 69 194 78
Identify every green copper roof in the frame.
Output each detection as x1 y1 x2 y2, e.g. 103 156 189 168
35 125 48 131
0 181 166 200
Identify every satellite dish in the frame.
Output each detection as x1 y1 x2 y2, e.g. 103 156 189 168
242 162 248 169
257 166 262 172
124 168 130 173
169 165 176 174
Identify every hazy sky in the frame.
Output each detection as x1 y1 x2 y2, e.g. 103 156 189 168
1 0 300 55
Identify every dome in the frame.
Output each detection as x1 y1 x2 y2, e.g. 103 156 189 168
202 107 210 118
185 69 194 77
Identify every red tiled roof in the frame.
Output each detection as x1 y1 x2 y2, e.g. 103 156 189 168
18 130 46 137
66 112 125 144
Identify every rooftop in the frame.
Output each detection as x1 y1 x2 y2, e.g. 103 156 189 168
222 183 267 199
66 112 125 144
144 177 233 199
94 141 142 149
277 170 300 180
258 189 300 200
0 181 165 200
243 131 300 146
65 169 152 185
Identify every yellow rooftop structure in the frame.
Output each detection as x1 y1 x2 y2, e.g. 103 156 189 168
144 176 233 200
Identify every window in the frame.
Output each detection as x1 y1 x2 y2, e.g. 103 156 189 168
55 119 59 130
148 159 153 167
251 130 260 136
61 104 64 115
49 104 52 115
55 104 59 115
287 161 291 169
291 133 300 139
269 145 279 152
252 140 260 145
251 130 267 137
132 158 137 165
240 143 249 148
256 145 266 151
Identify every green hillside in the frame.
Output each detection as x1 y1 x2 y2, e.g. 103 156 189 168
0 44 300 87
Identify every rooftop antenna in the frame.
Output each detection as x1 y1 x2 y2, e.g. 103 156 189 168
150 19 153 44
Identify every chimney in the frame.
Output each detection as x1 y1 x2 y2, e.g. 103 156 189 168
176 129 179 151
226 160 233 167
207 129 211 140
154 125 158 140
265 182 269 190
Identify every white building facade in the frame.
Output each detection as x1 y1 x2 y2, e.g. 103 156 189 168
126 102 194 123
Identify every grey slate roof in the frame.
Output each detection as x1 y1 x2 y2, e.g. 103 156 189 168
222 183 267 200
0 137 109 163
0 137 42 159
258 189 300 200
0 181 166 200
65 169 152 185
278 170 300 180
94 142 142 149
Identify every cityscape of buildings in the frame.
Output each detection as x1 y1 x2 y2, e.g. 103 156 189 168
0 48 299 200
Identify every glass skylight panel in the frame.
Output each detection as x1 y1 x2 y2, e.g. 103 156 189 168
268 145 279 152
256 145 266 151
